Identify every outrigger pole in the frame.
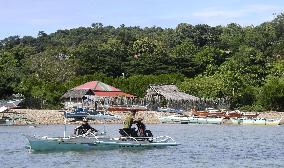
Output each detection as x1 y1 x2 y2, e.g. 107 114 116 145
64 113 67 138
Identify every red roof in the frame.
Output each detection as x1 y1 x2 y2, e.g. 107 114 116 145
74 81 121 91
73 81 135 97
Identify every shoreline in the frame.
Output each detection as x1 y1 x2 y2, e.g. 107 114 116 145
3 109 284 125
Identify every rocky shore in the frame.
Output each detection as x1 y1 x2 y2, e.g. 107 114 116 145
5 109 163 125
3 109 284 125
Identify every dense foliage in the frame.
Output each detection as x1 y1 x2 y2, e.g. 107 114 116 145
1 14 284 111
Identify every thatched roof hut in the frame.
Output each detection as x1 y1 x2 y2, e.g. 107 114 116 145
145 85 199 101
61 89 94 99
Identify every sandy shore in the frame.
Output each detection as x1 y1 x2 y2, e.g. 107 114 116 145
3 109 284 125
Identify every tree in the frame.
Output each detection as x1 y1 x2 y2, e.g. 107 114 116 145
194 46 226 75
171 40 199 76
0 52 20 98
23 49 78 83
257 76 284 111
220 23 244 51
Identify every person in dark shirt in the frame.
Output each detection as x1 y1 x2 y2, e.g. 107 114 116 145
135 118 146 137
135 117 153 139
74 118 98 135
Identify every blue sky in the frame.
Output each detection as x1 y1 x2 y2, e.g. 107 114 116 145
0 0 284 40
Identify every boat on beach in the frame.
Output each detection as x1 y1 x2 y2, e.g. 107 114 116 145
158 114 224 124
221 117 282 126
159 108 282 126
188 117 224 125
225 118 282 126
158 114 190 124
157 107 184 113
64 107 120 120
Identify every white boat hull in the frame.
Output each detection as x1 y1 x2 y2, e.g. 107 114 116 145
159 115 223 124
27 135 179 151
188 117 223 124
227 118 281 126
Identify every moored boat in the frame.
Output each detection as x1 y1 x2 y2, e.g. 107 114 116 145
158 114 190 124
225 118 282 126
159 114 224 125
65 107 120 120
188 117 224 125
192 108 226 118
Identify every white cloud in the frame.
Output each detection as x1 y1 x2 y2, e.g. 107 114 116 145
192 4 282 26
246 4 281 12
192 4 281 18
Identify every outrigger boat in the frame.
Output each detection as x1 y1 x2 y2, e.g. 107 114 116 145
27 112 179 151
158 114 224 124
227 117 282 126
27 133 178 151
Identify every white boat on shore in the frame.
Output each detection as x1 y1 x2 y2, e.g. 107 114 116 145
158 114 223 124
223 118 282 126
158 114 190 124
64 108 120 120
188 117 224 125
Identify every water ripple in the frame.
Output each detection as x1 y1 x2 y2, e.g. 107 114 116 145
1 124 284 168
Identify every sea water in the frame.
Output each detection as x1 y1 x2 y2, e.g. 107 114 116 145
1 124 284 168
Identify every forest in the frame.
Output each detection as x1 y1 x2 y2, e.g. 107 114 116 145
0 14 284 111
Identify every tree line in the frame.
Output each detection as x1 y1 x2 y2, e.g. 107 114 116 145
0 15 284 111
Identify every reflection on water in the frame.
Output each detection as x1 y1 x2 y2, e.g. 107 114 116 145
1 124 284 168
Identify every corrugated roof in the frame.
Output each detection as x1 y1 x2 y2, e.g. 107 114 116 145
74 81 121 92
62 81 135 98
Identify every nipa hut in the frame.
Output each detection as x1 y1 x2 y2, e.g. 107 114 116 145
145 85 200 111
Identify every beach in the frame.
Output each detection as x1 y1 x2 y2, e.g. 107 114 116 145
3 109 284 125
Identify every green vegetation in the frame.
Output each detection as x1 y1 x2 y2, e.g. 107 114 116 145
1 14 284 111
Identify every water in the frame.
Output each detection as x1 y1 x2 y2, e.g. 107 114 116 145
1 124 284 168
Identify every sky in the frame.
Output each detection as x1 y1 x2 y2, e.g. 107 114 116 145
0 0 284 40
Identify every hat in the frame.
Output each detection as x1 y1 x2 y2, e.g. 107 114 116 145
137 117 143 121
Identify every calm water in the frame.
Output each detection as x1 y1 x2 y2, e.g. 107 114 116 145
1 124 284 168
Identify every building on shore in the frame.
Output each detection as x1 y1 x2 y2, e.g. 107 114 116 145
145 85 199 112
144 84 229 112
62 81 135 109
